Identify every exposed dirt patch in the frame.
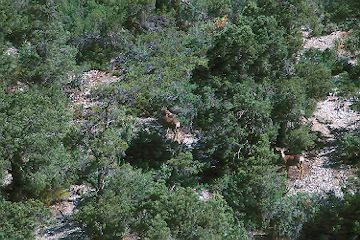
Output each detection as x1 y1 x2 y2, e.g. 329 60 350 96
287 95 359 198
67 70 122 116
303 31 350 51
35 185 92 240
302 30 357 65
136 116 198 148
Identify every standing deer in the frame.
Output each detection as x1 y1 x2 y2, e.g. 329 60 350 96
162 108 181 142
275 147 305 179
214 15 228 29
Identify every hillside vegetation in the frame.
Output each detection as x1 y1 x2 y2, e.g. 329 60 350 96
0 0 359 239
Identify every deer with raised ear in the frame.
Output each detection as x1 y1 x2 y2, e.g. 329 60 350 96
162 108 181 142
275 147 305 179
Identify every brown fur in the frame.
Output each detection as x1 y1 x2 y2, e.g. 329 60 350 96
275 147 304 179
214 15 228 29
162 108 181 142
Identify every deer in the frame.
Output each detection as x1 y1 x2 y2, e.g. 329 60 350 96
214 15 228 29
275 147 305 179
162 108 181 142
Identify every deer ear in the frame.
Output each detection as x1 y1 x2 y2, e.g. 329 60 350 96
275 147 281 151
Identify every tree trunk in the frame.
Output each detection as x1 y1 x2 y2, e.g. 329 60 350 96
277 121 287 147
96 167 106 203
10 153 25 201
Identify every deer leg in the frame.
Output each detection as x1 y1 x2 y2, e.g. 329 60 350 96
297 164 303 179
173 129 177 142
174 128 180 142
286 165 290 178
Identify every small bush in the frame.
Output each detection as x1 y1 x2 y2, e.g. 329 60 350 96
266 193 320 240
0 198 49 240
285 125 316 153
337 132 360 165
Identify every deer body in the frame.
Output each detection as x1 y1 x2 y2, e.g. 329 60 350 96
162 108 181 142
214 15 228 29
275 147 304 179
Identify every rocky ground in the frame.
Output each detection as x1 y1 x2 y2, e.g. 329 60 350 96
303 30 349 51
302 29 358 65
35 185 91 240
284 30 360 198
287 95 359 198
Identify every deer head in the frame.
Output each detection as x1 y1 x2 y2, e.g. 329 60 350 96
161 107 181 142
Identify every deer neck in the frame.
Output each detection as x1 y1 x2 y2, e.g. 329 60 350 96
280 151 286 161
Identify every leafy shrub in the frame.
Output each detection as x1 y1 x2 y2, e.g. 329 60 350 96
301 190 360 240
285 125 316 153
144 187 247 240
322 0 360 29
300 48 344 75
218 139 286 228
220 166 286 229
296 62 332 100
0 198 49 240
75 165 155 239
76 164 247 239
160 151 204 187
337 132 360 165
0 85 77 200
124 126 175 170
266 193 320 240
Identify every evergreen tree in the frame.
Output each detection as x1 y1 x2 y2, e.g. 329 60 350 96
0 85 75 200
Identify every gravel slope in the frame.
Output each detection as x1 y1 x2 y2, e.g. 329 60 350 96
287 95 359 198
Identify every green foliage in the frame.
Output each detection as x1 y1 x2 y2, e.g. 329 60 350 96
267 193 320 240
221 167 285 229
285 125 316 153
75 164 155 239
58 0 153 68
300 48 345 75
206 15 288 79
337 132 360 165
322 0 360 29
345 29 360 53
2 1 360 238
219 138 286 228
301 191 360 240
113 28 204 120
0 1 78 84
124 125 176 170
160 151 204 186
273 77 307 123
246 0 319 54
177 0 232 23
76 164 246 239
146 187 247 240
193 78 276 175
0 198 49 240
336 64 360 97
0 85 76 200
143 214 171 240
296 62 332 100
192 0 321 173
0 0 51 45
78 98 135 198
